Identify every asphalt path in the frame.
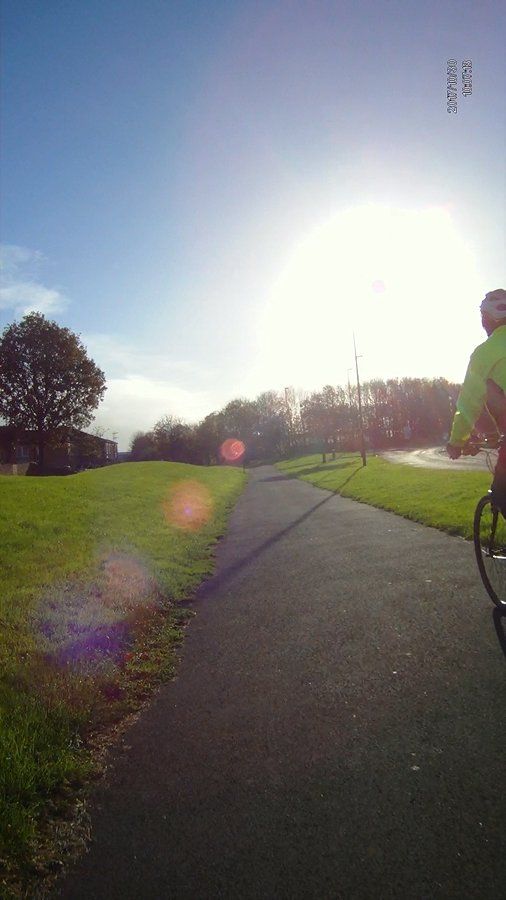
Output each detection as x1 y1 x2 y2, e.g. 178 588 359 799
380 446 497 471
58 465 506 900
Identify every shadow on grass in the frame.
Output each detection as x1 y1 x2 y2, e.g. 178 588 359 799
261 459 361 481
295 464 363 492
293 460 362 477
258 474 294 482
334 467 362 491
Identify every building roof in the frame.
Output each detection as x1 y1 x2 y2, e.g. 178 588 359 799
0 425 117 447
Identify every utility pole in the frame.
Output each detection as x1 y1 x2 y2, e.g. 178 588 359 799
285 386 296 453
347 367 353 402
353 332 367 467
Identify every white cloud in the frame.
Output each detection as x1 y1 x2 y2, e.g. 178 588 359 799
0 244 45 271
83 334 216 450
0 252 232 451
82 333 210 381
92 374 213 451
0 280 68 315
0 244 69 316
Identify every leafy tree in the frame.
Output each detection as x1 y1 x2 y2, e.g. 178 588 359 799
220 398 258 443
194 412 225 465
153 415 195 462
0 312 106 470
130 430 157 461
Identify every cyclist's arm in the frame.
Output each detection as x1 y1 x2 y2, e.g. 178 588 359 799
449 349 488 447
446 442 463 459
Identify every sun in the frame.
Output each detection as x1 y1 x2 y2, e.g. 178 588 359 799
253 204 480 389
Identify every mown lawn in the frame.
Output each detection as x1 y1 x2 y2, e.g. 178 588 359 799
276 452 492 539
0 462 245 893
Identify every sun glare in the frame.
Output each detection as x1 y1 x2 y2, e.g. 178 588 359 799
255 205 480 388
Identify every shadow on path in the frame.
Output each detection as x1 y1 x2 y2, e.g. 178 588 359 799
492 605 506 658
191 491 336 599
188 466 362 601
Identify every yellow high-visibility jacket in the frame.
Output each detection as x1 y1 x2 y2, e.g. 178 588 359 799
450 324 506 445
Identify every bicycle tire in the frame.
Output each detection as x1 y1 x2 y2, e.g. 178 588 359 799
473 494 506 608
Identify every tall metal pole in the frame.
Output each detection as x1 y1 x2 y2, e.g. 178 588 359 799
346 368 353 403
353 332 367 467
284 386 293 452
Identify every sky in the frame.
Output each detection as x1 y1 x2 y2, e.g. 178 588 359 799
1 0 505 450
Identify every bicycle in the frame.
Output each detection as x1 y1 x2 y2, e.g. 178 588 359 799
466 435 506 608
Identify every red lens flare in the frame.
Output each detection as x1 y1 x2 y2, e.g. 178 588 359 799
372 279 386 293
220 438 245 463
163 479 213 531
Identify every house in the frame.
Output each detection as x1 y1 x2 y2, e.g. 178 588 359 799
0 425 118 474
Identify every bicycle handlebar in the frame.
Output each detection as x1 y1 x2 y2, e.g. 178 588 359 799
462 436 503 454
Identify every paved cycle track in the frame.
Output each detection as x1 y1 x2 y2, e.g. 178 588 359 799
380 446 497 471
58 465 505 900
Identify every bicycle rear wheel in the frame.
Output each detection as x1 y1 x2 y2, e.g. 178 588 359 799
473 494 506 607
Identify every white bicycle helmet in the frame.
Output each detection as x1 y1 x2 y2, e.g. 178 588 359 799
480 289 506 321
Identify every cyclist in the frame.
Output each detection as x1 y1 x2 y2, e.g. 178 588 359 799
446 288 506 511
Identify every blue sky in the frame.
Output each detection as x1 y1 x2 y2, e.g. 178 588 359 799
1 0 505 449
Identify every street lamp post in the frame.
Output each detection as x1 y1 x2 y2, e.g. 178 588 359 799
353 332 367 467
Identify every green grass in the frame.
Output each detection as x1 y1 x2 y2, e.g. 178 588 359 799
0 462 245 893
276 452 492 539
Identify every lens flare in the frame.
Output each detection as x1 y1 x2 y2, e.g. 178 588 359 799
372 279 386 293
163 479 213 531
102 554 154 609
220 438 245 463
36 552 158 669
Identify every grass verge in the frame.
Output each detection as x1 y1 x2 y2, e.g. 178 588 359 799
0 461 245 895
276 452 492 539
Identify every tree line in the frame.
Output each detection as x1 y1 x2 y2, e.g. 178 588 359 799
1 313 475 470
130 377 466 465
